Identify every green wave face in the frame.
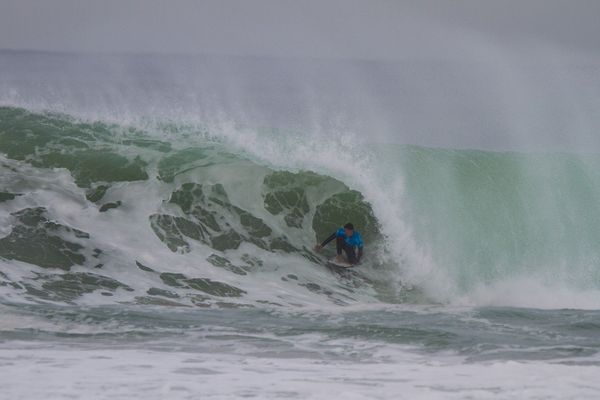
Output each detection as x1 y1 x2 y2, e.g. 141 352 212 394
397 146 600 292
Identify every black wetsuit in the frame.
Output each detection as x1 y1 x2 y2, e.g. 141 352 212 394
320 229 364 264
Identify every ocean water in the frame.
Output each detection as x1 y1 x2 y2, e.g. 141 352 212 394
1 51 600 399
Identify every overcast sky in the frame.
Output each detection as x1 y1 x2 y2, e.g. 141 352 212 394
1 0 600 60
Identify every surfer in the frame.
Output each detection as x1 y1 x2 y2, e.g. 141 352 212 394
314 223 364 265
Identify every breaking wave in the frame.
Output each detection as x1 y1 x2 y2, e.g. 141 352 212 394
1 106 600 309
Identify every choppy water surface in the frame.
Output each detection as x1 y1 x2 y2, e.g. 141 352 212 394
3 303 600 399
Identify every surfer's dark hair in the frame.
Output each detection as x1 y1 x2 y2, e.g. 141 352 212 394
344 223 354 230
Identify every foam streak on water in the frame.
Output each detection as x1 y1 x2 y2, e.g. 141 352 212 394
4 346 600 400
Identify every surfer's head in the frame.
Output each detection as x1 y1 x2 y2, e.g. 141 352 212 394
344 222 354 236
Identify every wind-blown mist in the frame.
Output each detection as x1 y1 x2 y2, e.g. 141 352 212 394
2 49 600 151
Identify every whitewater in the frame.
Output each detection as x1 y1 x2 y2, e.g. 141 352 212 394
1 51 600 399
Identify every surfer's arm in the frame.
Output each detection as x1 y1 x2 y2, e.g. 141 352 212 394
320 232 337 248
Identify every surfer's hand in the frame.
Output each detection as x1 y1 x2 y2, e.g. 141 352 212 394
314 244 323 252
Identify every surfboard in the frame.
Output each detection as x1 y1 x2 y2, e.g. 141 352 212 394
326 257 354 269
